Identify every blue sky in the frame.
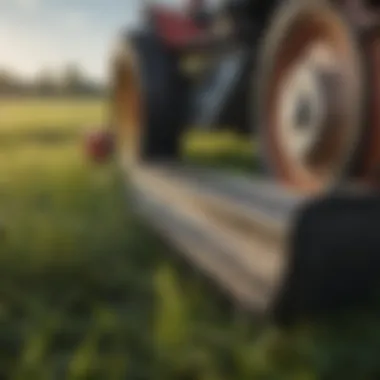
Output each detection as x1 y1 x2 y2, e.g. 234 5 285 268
0 0 182 82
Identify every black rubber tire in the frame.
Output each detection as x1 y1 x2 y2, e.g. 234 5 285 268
112 31 189 162
273 190 380 326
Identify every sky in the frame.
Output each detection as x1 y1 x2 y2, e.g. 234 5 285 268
0 0 184 82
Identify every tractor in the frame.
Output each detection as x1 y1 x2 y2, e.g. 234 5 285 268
107 0 380 195
81 0 380 322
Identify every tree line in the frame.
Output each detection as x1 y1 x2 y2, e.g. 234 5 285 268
0 64 106 98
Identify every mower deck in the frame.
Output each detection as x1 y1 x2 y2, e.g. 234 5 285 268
129 163 305 316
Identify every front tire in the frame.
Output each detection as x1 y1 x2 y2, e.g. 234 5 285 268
111 31 189 168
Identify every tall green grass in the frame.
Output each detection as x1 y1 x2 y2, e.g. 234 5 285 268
1 99 380 379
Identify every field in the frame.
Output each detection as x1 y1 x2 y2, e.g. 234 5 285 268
1 98 380 379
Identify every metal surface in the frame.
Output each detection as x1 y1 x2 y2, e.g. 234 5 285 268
129 163 305 315
189 49 251 128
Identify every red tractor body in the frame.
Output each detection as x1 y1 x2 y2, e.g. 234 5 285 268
149 3 207 49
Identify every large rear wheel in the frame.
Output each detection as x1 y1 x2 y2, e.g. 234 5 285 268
256 0 366 194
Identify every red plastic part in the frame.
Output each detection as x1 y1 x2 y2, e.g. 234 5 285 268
85 129 115 164
150 5 207 48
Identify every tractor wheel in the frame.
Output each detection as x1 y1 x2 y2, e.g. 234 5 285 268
110 32 189 169
256 0 366 194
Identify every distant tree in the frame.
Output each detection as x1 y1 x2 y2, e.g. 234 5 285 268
34 68 58 96
0 64 105 97
60 63 89 95
0 69 19 95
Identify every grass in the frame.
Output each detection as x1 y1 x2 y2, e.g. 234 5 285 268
184 129 257 173
1 98 380 379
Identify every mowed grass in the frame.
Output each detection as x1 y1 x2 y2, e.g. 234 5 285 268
1 98 380 379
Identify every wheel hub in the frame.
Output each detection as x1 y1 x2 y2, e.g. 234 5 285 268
295 95 313 130
277 43 341 171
